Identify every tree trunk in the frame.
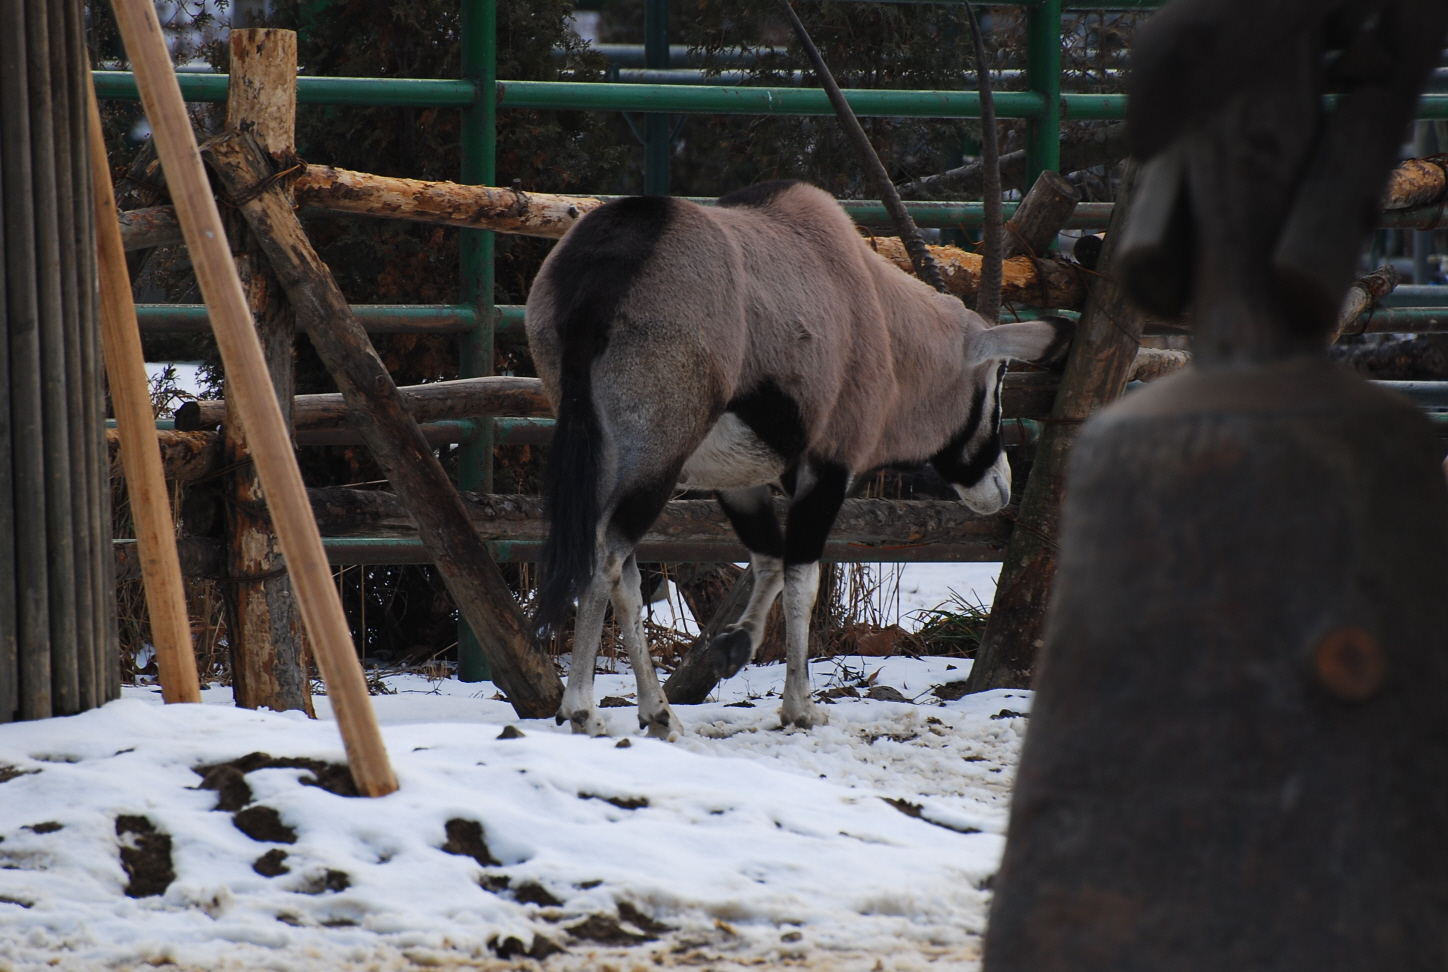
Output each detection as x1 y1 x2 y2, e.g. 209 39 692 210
1383 155 1448 210
870 238 1089 309
220 29 312 716
964 161 1149 693
1001 170 1081 260
203 130 564 719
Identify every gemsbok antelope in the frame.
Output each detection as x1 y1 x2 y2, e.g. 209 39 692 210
526 179 1073 738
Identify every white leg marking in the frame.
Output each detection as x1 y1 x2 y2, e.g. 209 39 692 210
779 561 825 729
558 551 620 737
614 555 683 740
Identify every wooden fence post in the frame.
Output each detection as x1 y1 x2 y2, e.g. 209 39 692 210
221 28 312 715
107 0 396 795
963 161 1146 693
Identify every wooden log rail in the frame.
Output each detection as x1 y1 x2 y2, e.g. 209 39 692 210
114 494 1013 579
174 374 552 431
170 350 1187 440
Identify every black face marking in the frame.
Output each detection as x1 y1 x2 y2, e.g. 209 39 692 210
725 379 807 466
930 367 1004 488
784 464 850 566
533 196 675 638
717 490 786 559
716 180 802 209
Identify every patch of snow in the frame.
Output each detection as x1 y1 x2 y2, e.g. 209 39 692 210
1 659 1027 970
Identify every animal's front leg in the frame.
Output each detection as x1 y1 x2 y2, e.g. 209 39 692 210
712 486 787 678
613 553 683 740
557 562 615 736
779 561 825 729
777 462 849 729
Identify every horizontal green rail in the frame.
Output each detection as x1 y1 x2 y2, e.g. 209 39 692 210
91 71 1448 120
92 71 474 107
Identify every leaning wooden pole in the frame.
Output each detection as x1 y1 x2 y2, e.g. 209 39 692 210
85 84 200 705
107 0 396 795
202 131 564 720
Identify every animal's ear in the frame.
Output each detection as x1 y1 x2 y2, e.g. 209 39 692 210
977 315 1075 366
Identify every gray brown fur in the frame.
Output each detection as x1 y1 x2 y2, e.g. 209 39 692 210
526 181 1070 737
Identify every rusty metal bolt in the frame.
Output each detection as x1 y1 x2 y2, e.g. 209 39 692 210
1312 626 1385 701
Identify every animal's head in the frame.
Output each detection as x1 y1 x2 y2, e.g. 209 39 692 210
932 314 1075 515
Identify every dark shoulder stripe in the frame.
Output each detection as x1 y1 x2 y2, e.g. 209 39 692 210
717 180 802 209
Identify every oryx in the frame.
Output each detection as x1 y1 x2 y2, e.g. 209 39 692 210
525 179 1071 737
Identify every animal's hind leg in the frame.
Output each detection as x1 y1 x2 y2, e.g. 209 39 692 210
557 548 625 736
711 486 787 679
612 550 684 740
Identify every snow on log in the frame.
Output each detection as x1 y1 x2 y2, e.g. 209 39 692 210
869 236 1090 310
291 166 604 238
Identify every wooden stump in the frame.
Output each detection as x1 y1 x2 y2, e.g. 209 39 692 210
220 28 312 715
981 360 1448 968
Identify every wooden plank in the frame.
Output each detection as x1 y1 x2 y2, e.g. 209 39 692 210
87 84 200 705
202 129 564 720
109 0 396 796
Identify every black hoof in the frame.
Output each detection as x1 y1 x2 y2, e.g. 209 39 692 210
555 713 566 726
709 629 753 679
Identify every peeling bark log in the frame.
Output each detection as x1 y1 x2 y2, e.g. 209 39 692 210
220 29 312 718
307 488 1014 546
870 237 1090 310
1329 335 1448 380
1383 155 1448 211
105 428 222 483
293 166 603 238
1332 265 1402 341
118 205 184 251
1128 348 1191 382
204 129 564 719
174 375 553 432
1002 170 1082 260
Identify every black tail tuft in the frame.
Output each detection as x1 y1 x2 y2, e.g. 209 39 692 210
533 386 602 641
531 196 674 640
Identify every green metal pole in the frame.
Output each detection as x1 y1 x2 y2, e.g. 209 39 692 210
459 0 496 681
644 0 670 194
1024 0 1062 185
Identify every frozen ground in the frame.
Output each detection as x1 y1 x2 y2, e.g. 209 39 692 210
1 564 1020 972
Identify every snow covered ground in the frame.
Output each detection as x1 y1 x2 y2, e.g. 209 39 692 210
0 564 1021 971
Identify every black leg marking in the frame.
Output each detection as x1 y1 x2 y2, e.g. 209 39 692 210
717 487 785 559
783 464 850 566
726 379 808 467
930 369 1004 489
709 629 754 679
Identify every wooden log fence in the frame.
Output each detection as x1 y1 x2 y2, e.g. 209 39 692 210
202 127 564 719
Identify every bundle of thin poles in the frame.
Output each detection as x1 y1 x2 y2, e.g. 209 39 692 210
0 0 117 721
